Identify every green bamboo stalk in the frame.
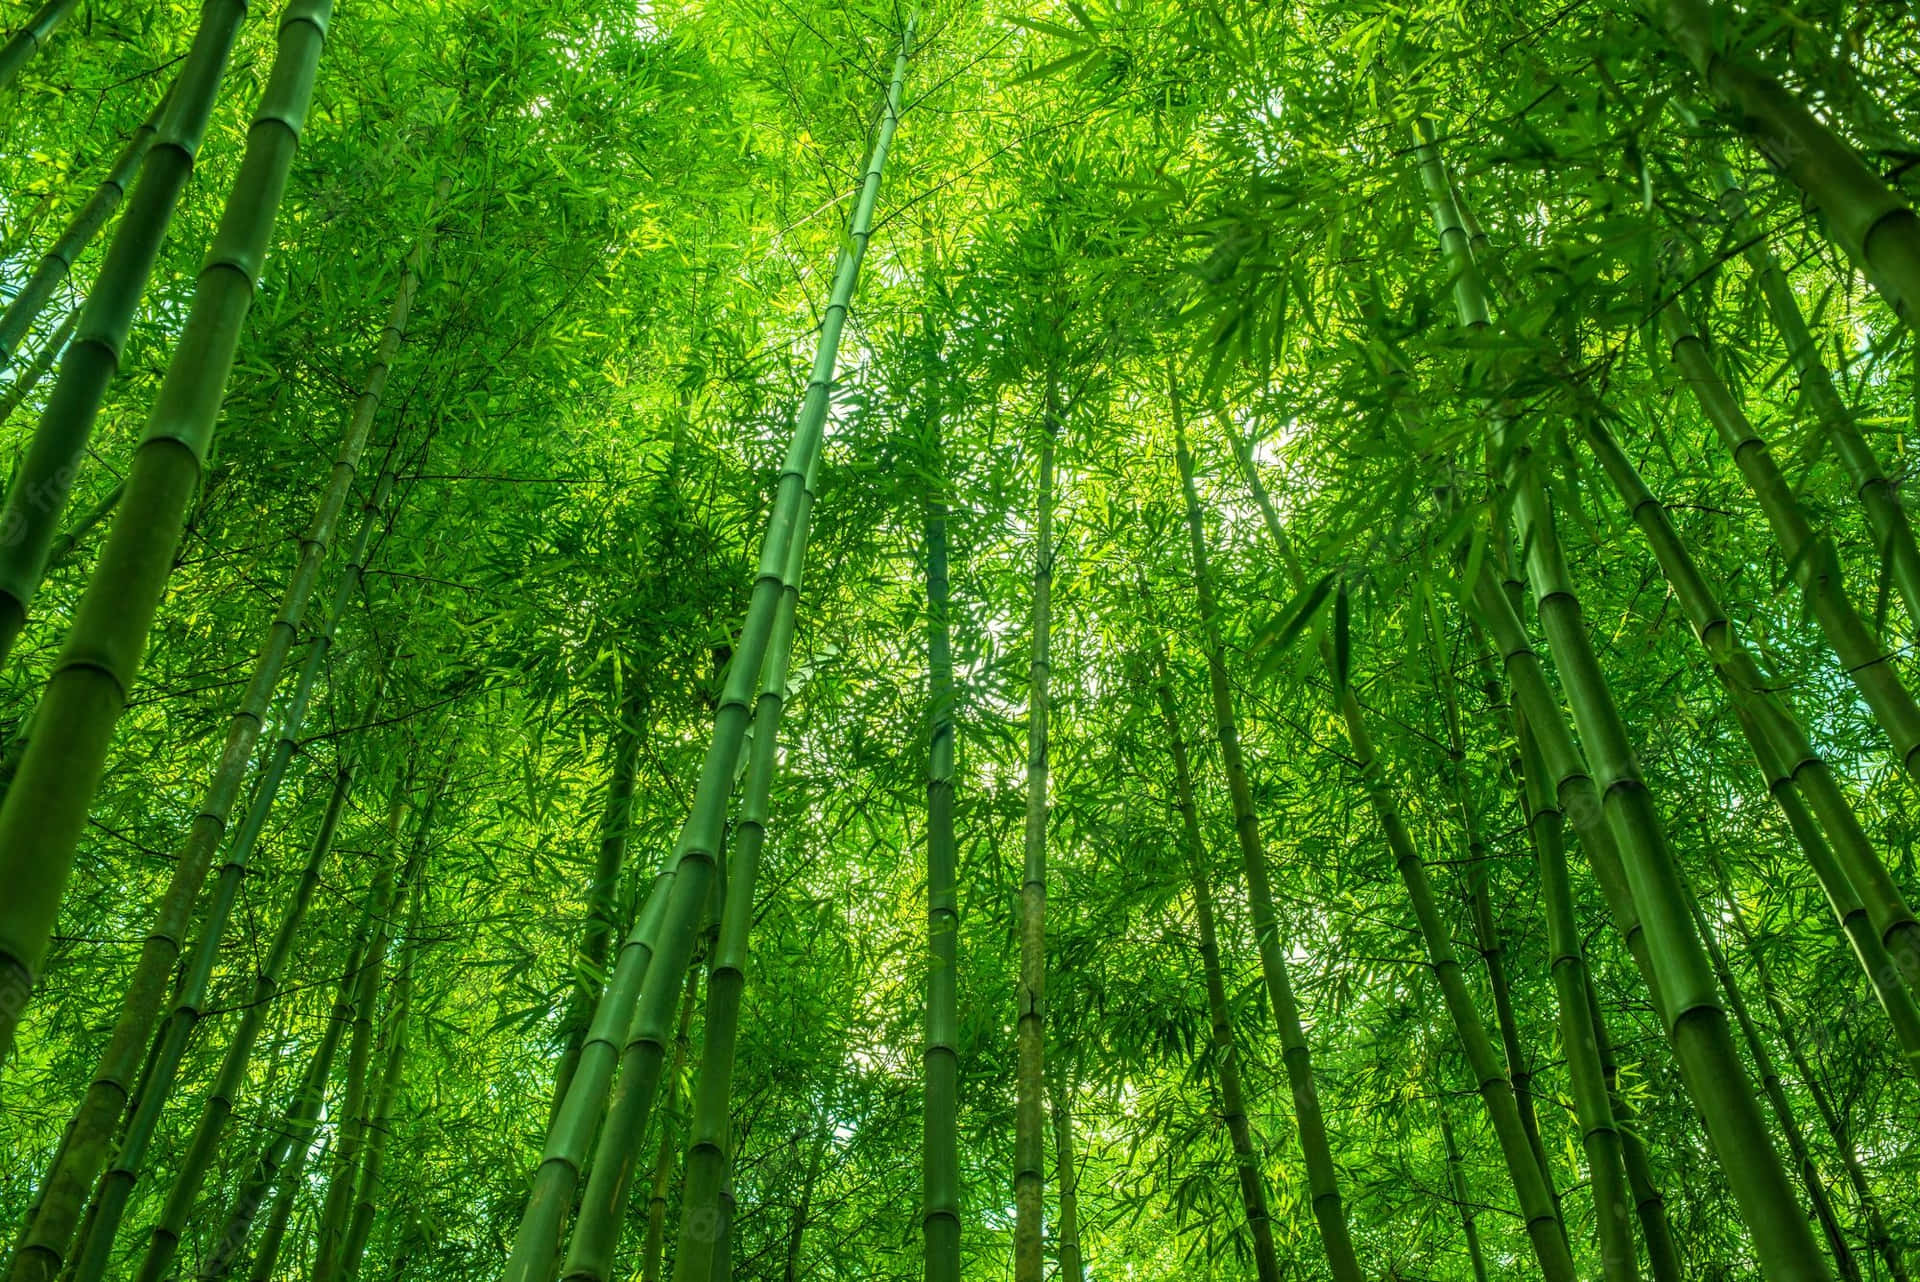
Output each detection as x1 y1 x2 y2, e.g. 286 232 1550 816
1422 555 1559 1227
548 691 648 1124
1659 294 1920 784
1048 1071 1084 1282
1712 865 1911 1282
921 374 961 1282
1172 415 1362 1282
1579 412 1920 1070
0 92 168 367
0 0 251 670
502 864 676 1282
1513 723 1642 1282
640 970 701 1282
671 441 814 1282
1435 1101 1490 1282
1584 980 1683 1282
1699 141 1920 635
314 781 432 1282
782 1118 827 1282
1689 888 1859 1280
42 478 119 571
547 33 910 1282
0 0 332 1092
1012 379 1057 1282
1202 415 1573 1279
1153 654 1281 1282
197 805 406 1282
336 880 427 1282
11 221 431 1282
78 755 363 1282
0 308 77 431
0 0 79 94
58 197 435 1275
1417 120 1834 1281
1658 0 1920 323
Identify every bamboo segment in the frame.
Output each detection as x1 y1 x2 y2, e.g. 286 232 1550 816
1173 413 1362 1282
1049 1073 1084 1282
0 0 251 670
0 91 167 367
1660 297 1920 784
0 0 333 1099
0 0 80 94
1012 383 1057 1282
1658 0 1920 323
921 388 962 1282
1155 657 1282 1282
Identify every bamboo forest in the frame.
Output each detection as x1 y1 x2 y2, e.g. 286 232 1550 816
7 0 1920 1278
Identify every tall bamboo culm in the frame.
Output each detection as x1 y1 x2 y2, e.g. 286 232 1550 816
0 91 167 367
1011 381 1057 1282
921 379 962 1282
1187 417 1576 1281
1154 654 1281 1282
1658 0 1920 324
519 30 912 1282
1416 118 1834 1282
0 0 334 1101
671 446 815 1282
1171 400 1362 1282
24 182 440 1282
0 0 252 672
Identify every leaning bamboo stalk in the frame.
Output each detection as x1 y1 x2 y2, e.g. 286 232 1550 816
0 0 251 669
313 783 435 1282
14 226 434 1282
1690 889 1860 1280
336 881 428 1282
0 91 168 367
1049 1071 1084 1282
1579 412 1920 1066
671 444 815 1282
0 0 334 1099
1209 415 1575 1278
1712 864 1912 1282
1153 653 1281 1282
1416 118 1835 1281
1659 293 1920 783
77 751 366 1282
1435 1098 1490 1282
1658 0 1920 323
0 0 80 94
1172 412 1362 1282
0 307 76 432
1700 140 1920 635
545 33 911 1282
195 819 405 1282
